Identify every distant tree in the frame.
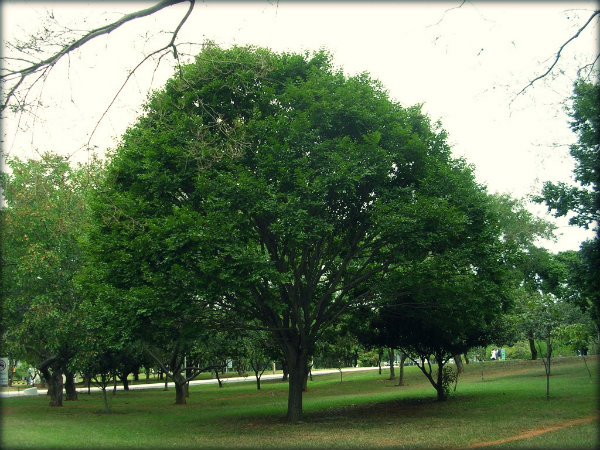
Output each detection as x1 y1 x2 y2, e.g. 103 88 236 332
369 184 548 401
237 326 278 390
1 153 97 406
522 291 589 399
534 79 599 347
315 324 360 382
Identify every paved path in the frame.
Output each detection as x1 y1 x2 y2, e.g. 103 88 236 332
1 366 378 397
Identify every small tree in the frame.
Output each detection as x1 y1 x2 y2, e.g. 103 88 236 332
524 292 590 399
1 153 97 407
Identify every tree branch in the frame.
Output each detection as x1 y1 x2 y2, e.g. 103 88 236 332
513 9 600 101
1 0 193 114
87 0 195 146
427 0 468 28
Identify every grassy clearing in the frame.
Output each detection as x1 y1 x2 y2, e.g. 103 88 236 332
1 356 598 449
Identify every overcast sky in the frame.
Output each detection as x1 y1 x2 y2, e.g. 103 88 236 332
1 1 598 251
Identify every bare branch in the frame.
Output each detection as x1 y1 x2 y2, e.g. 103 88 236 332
86 0 195 148
1 0 192 114
513 9 600 100
427 0 468 28
577 52 600 79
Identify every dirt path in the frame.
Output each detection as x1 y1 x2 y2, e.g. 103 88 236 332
459 414 599 448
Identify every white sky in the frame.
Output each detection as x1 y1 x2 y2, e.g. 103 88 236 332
1 1 598 251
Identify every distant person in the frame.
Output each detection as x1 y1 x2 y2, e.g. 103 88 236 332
497 348 502 361
491 349 497 360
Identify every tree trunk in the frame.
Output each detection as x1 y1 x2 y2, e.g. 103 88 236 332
286 354 307 423
388 348 395 380
100 373 110 413
120 372 130 391
543 338 552 400
454 354 464 374
281 359 289 382
46 367 64 407
397 351 407 386
8 359 15 386
173 376 187 405
529 337 538 360
463 353 469 364
435 356 446 402
64 370 78 401
546 338 552 376
302 364 311 391
378 348 383 375
214 369 223 387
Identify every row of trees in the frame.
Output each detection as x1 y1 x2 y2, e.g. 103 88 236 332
2 46 597 422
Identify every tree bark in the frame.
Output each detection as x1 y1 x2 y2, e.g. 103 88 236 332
100 373 110 413
281 359 289 382
528 337 538 360
173 376 187 405
8 359 15 386
120 372 130 391
302 364 311 391
545 338 552 376
435 356 446 402
286 355 307 423
388 348 395 380
45 367 64 407
64 370 78 401
544 338 553 400
397 351 407 386
453 354 464 374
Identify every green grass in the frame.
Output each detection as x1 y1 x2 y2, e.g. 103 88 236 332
2 356 598 449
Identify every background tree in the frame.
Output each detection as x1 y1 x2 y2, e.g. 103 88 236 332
1 153 96 406
534 78 599 348
315 324 360 383
368 176 549 401
237 325 278 390
81 134 225 405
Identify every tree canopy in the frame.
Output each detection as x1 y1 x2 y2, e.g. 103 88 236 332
0 153 95 405
83 44 500 421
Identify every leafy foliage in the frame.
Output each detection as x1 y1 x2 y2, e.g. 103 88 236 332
1 153 97 405
85 44 491 420
535 79 599 229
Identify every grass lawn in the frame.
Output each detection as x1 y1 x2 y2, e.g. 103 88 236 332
1 356 598 449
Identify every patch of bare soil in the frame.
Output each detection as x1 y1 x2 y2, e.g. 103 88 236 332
458 414 599 448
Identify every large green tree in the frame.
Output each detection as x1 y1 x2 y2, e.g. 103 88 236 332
368 171 524 401
87 45 491 422
1 153 95 406
534 79 599 342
